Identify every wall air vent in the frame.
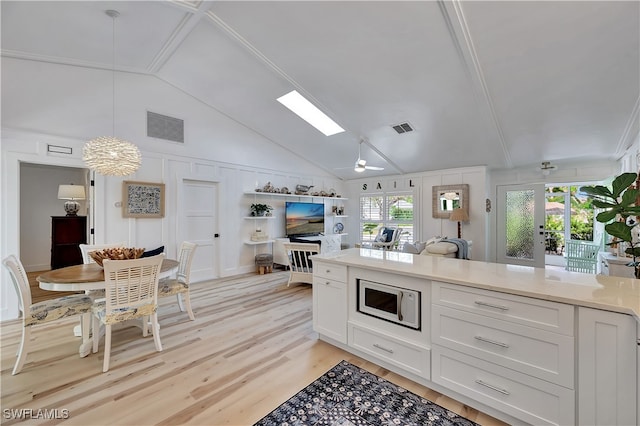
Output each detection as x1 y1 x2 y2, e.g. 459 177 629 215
147 111 184 143
392 122 414 134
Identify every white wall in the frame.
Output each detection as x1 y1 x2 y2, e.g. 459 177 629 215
343 166 489 261
20 163 87 272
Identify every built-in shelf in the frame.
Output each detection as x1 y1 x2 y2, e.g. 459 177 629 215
244 191 348 201
331 215 349 218
243 216 277 220
244 240 275 245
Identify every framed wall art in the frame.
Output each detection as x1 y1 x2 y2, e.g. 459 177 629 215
122 181 165 218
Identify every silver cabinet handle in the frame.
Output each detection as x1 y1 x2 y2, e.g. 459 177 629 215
325 281 330 285
373 343 394 354
475 379 510 395
475 336 509 348
325 269 331 274
474 300 509 311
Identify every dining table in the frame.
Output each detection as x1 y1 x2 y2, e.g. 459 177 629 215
37 258 179 357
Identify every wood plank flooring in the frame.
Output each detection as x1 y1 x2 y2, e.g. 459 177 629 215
2 271 507 425
26 270 81 304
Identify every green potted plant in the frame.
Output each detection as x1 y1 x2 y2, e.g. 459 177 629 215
250 203 273 217
580 172 640 278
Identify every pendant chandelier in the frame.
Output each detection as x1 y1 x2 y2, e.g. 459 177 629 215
83 10 141 177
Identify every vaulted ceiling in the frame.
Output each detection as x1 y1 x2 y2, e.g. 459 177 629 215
2 1 638 180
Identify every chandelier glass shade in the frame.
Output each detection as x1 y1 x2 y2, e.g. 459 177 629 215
83 9 141 177
83 136 141 176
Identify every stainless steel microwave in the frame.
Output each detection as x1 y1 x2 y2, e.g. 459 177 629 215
357 279 420 330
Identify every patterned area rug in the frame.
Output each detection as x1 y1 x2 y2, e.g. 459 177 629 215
254 360 479 426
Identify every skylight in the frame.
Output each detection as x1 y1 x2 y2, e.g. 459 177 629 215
276 90 344 136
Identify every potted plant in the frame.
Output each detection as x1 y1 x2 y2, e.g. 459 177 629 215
580 172 640 278
250 203 273 217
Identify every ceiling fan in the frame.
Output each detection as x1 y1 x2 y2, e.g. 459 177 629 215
352 140 384 173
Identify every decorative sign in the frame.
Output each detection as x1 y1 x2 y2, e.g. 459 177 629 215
122 181 165 218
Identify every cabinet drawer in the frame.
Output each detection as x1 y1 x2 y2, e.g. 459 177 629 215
314 262 347 282
432 346 575 426
349 323 430 379
432 281 574 335
432 305 574 388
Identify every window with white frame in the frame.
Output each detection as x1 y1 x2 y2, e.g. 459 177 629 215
360 192 414 248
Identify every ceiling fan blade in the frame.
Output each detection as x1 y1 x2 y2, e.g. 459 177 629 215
364 165 384 170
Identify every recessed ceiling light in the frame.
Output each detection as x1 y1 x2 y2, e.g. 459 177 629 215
277 90 344 136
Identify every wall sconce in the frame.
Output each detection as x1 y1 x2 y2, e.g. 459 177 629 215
57 184 86 216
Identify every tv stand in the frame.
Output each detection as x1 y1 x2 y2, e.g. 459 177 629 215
274 235 341 266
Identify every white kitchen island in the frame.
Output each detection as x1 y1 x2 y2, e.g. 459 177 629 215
311 248 640 426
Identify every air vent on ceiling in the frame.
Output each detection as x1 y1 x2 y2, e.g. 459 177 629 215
392 122 414 134
147 111 184 143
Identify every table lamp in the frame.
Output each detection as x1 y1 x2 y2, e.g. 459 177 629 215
449 207 469 239
58 184 86 216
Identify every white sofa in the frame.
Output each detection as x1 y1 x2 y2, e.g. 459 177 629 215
402 237 472 259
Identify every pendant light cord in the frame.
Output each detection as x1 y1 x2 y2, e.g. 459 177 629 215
111 12 116 137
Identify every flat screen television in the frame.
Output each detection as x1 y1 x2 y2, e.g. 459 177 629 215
285 201 325 237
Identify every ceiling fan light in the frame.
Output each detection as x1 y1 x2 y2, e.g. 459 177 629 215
354 164 366 172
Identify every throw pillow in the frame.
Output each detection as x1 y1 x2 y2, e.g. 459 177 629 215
141 246 165 258
402 243 420 254
374 234 387 243
402 241 427 254
382 228 395 243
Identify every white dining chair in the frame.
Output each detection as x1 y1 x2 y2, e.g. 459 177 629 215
79 243 126 302
91 254 164 372
79 242 126 264
157 241 197 321
2 255 93 375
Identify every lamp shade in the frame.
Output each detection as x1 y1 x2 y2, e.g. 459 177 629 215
449 208 469 222
58 184 86 200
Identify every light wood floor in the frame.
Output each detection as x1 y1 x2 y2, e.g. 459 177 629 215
2 271 507 425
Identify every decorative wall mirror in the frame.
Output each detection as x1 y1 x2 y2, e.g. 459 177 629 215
432 184 469 218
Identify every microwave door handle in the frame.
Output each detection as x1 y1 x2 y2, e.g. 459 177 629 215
397 291 404 322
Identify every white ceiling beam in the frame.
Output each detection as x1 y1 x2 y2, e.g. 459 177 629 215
440 0 513 169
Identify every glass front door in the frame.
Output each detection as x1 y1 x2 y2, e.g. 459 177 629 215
496 184 545 268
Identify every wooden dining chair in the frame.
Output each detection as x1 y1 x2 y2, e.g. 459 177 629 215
2 255 92 375
79 243 126 301
283 242 320 287
157 241 197 321
79 242 126 264
91 254 164 372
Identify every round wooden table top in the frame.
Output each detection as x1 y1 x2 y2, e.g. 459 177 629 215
37 259 179 285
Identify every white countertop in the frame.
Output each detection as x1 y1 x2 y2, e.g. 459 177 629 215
600 251 636 265
314 248 640 321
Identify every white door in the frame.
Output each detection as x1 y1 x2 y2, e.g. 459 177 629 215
179 179 219 281
496 184 546 268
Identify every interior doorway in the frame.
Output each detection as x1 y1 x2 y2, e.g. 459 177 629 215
178 178 219 281
19 162 90 272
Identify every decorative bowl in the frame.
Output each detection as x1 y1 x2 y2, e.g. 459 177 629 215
89 247 145 267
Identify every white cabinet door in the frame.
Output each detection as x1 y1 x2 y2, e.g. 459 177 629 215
313 276 347 343
578 307 637 426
